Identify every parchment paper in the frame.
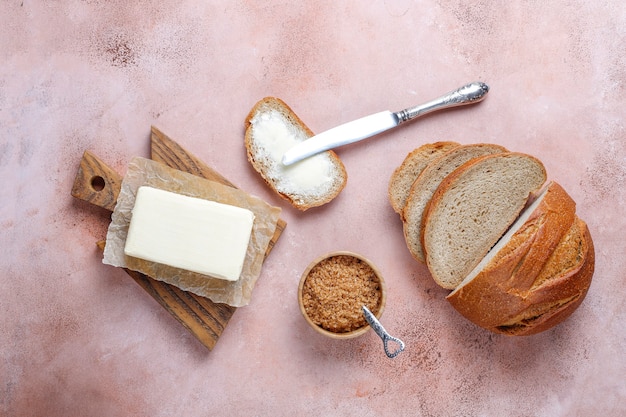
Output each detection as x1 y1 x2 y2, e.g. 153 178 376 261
103 157 282 307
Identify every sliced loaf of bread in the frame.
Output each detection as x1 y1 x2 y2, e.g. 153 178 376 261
422 152 547 289
402 143 508 263
447 179 593 336
388 142 459 215
244 97 347 211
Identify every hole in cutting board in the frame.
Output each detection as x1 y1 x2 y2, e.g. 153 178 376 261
91 175 106 192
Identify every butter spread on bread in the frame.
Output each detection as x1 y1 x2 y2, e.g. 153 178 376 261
124 186 254 281
245 97 347 210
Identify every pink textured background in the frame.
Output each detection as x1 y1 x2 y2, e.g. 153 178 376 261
1 1 624 416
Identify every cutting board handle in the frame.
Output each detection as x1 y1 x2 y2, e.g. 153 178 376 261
70 129 286 351
71 150 122 211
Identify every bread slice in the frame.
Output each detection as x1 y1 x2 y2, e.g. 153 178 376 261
447 180 593 335
422 152 547 289
244 97 347 211
402 144 508 263
388 142 459 215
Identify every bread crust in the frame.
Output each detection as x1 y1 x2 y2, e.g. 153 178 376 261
402 143 508 263
508 220 594 335
446 182 594 336
422 152 547 289
388 142 460 215
244 97 347 211
387 141 595 336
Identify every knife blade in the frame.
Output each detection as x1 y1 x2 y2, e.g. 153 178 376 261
281 81 489 166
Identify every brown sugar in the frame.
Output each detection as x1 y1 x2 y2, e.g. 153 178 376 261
301 255 383 333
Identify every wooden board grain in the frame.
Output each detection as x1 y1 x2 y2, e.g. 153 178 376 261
70 150 122 211
150 126 286 257
72 127 285 350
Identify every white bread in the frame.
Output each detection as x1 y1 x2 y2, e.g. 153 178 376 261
388 142 459 215
422 152 547 289
447 182 594 335
402 144 508 263
244 97 347 211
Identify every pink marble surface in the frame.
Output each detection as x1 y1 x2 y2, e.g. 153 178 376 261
1 1 625 416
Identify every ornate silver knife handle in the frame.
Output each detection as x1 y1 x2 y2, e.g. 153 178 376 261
395 81 489 123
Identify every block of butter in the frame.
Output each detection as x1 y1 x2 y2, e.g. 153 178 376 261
124 186 255 282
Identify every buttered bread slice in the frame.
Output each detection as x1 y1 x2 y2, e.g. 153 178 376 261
245 97 347 211
422 152 546 289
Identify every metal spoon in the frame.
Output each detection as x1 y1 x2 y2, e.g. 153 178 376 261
362 306 405 359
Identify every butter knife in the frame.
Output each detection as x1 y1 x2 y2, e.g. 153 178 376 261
281 81 489 166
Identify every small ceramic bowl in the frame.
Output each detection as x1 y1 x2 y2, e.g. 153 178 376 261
297 251 386 339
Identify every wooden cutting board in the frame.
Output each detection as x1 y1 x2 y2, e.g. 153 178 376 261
71 126 286 350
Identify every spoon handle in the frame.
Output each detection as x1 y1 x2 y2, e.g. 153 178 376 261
362 306 405 359
395 81 489 123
